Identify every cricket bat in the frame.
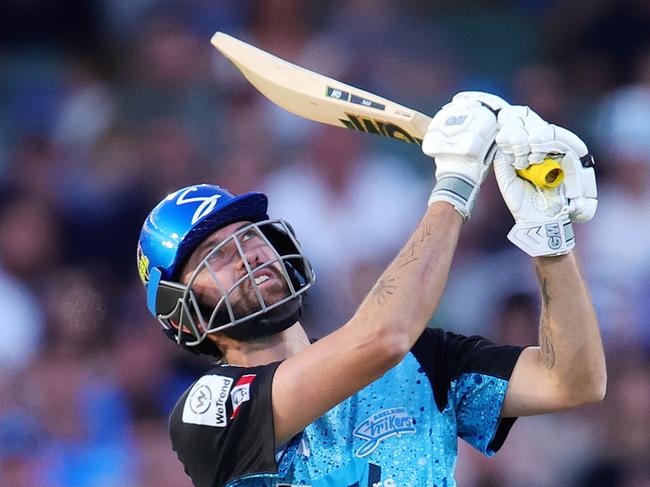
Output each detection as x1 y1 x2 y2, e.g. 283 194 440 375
211 32 563 190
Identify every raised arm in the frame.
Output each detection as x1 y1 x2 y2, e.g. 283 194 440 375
502 253 606 416
272 93 506 443
492 106 606 417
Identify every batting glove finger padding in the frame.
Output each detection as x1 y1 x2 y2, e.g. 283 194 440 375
496 108 548 169
422 96 501 220
494 106 598 256
494 149 574 256
527 125 598 223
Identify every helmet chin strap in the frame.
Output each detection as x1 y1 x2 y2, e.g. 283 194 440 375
207 295 303 342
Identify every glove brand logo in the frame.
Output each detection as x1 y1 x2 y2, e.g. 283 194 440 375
175 187 222 224
444 115 467 126
182 375 233 427
353 407 416 457
545 222 562 250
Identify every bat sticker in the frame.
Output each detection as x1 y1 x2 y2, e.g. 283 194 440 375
326 86 350 101
350 94 385 111
339 114 422 144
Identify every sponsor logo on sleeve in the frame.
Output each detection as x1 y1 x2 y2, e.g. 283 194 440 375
182 375 233 427
353 407 416 458
230 374 256 419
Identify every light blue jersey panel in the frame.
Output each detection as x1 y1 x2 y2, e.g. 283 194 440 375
228 352 511 487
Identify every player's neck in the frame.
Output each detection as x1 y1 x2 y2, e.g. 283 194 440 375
221 322 309 367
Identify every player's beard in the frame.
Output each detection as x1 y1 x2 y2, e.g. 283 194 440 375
191 264 295 342
228 268 291 319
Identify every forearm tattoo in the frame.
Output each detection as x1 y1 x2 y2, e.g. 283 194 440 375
397 244 419 270
540 278 556 369
368 218 434 305
368 275 397 305
396 219 432 270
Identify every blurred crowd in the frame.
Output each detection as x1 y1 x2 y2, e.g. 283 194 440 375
1 0 649 486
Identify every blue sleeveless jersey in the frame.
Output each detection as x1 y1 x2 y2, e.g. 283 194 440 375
170 328 523 487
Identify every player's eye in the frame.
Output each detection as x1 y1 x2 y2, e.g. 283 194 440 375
207 245 226 262
241 229 257 242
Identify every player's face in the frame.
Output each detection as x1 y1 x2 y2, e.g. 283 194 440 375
180 221 290 320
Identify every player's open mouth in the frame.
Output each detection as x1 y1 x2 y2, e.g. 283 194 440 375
254 275 271 286
252 269 277 288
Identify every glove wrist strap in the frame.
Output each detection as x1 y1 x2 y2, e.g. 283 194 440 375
507 214 575 257
428 175 477 221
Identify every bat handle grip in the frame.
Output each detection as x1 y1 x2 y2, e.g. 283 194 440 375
515 158 564 189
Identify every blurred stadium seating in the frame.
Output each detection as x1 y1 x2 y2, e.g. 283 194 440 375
0 1 648 485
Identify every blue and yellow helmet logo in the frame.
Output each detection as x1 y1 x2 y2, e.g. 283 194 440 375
137 243 150 284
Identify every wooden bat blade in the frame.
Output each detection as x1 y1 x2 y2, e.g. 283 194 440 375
211 32 431 144
210 32 563 188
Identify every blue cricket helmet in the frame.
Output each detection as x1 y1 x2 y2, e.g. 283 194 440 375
138 184 268 306
137 184 314 357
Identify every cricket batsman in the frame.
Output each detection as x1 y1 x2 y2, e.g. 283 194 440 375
136 92 606 486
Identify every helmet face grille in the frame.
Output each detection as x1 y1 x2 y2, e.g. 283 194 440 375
157 219 314 348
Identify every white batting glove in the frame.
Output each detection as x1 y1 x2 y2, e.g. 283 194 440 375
494 106 598 257
452 91 511 112
423 92 507 220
